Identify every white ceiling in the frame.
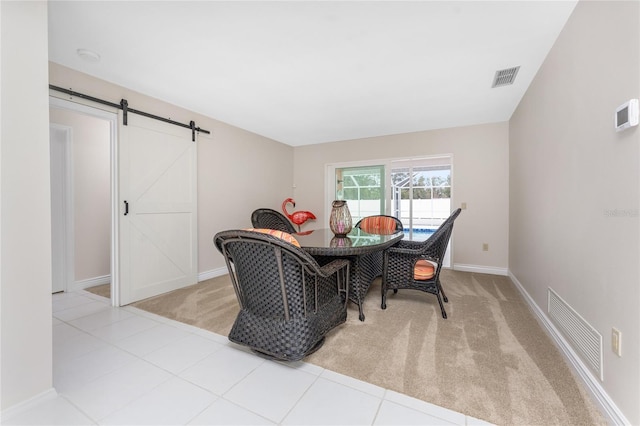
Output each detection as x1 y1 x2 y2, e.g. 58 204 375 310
48 1 577 146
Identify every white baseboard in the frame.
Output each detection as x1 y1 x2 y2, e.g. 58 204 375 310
69 274 110 292
453 263 508 276
198 267 228 282
508 270 630 426
0 388 58 423
70 269 227 293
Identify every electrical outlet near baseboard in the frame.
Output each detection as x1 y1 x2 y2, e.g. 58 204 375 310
482 243 489 251
612 328 622 357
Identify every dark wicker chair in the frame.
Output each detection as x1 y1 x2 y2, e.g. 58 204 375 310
350 215 404 300
251 208 297 233
355 215 403 234
381 208 461 319
214 229 349 361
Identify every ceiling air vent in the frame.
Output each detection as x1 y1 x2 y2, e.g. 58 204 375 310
492 66 520 88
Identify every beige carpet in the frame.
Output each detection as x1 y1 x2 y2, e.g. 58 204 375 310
87 270 605 425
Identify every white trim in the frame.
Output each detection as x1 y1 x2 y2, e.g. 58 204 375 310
198 267 229 282
49 123 74 293
49 93 119 118
0 388 58 423
508 270 630 426
453 263 508 276
70 274 111 292
109 111 119 307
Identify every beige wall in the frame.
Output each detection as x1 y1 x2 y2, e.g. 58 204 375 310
293 122 509 271
509 1 639 423
49 108 111 281
49 63 294 274
0 1 53 409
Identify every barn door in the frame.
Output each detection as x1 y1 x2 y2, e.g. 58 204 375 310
118 112 197 305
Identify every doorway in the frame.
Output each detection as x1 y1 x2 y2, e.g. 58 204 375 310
390 157 452 267
50 94 200 306
390 157 452 240
49 97 118 305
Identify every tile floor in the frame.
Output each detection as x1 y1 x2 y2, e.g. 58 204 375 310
3 289 493 425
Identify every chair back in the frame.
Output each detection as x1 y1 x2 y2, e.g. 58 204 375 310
214 229 349 360
355 215 403 234
251 208 297 233
419 208 462 265
215 229 332 320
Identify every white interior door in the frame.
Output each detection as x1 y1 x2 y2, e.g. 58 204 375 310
119 113 198 305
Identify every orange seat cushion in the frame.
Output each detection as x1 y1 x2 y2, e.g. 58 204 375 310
359 216 398 234
245 228 301 247
414 259 437 280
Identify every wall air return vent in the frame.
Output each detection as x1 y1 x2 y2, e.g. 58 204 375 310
492 66 520 88
548 288 603 380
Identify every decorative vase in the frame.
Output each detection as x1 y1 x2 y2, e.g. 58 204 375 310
329 200 352 237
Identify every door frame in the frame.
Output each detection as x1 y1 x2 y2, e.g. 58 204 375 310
50 124 74 293
49 96 120 307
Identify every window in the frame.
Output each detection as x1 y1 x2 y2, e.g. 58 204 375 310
328 155 453 266
329 156 452 232
335 165 385 223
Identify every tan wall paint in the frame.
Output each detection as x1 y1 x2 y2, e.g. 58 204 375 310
293 122 509 270
49 63 294 274
509 1 639 423
0 1 53 410
49 108 111 281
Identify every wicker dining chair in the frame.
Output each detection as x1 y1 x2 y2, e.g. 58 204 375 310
381 208 461 319
352 215 404 284
250 208 297 234
355 215 403 234
214 229 350 361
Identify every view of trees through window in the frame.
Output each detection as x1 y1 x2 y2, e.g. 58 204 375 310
391 166 451 200
336 166 384 220
341 168 383 200
391 164 452 231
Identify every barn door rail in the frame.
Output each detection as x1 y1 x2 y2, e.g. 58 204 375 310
49 85 210 142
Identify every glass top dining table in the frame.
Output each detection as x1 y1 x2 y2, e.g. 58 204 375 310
293 228 404 256
293 228 404 321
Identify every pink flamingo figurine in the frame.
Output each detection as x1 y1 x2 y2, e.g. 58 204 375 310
282 198 316 231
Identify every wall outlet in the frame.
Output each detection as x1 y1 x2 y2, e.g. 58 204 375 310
482 243 489 251
461 202 467 210
612 328 622 357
